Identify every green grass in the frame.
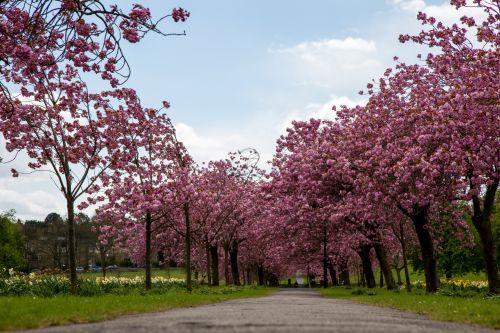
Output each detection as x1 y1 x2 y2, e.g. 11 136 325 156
0 286 273 331
362 269 488 285
319 287 500 329
403 271 488 283
78 267 186 279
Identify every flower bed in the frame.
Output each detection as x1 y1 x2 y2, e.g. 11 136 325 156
0 273 185 297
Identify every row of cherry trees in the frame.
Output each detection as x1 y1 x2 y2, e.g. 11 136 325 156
1 0 498 295
127 0 497 293
265 0 499 293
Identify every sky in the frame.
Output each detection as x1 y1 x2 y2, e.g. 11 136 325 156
0 0 484 221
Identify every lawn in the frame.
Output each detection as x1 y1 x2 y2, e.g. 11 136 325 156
318 287 500 329
78 267 186 279
0 286 273 331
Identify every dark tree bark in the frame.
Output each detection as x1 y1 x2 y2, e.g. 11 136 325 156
402 249 412 292
229 240 240 286
205 241 211 286
395 265 402 285
183 203 192 291
67 198 77 294
100 245 106 278
358 245 376 288
328 260 339 286
374 242 396 290
210 244 219 286
394 220 412 291
339 258 350 285
411 207 439 292
223 245 231 285
145 211 152 290
322 226 328 288
257 264 264 286
379 270 384 288
470 180 499 294
359 265 365 287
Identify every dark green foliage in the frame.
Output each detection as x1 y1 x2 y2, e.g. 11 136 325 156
0 212 25 274
492 201 500 267
438 219 484 278
409 200 500 278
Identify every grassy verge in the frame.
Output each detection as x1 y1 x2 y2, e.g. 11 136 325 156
318 287 500 329
78 267 186 279
0 286 273 331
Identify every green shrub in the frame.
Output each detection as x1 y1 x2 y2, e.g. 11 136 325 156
351 288 367 295
77 279 104 296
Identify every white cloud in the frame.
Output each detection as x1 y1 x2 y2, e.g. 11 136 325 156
389 0 426 12
270 37 377 55
390 0 487 25
0 136 92 221
176 122 224 150
175 122 243 163
268 37 385 97
269 37 377 66
277 95 367 134
306 95 367 120
0 188 65 221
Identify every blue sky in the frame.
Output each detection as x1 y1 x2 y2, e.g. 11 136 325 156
1 0 483 220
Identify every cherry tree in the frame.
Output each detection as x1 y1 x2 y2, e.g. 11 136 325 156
0 65 153 292
0 0 190 292
95 110 192 290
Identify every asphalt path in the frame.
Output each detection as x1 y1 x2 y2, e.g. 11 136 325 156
24 289 497 333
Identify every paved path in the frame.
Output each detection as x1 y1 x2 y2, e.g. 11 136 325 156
25 289 497 333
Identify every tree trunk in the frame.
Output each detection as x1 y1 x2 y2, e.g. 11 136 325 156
307 264 311 288
223 245 231 285
395 266 402 285
358 245 376 288
379 270 384 288
246 268 252 285
53 242 58 268
257 264 264 286
229 241 240 286
471 181 499 294
374 242 396 290
145 211 152 290
322 226 328 288
67 198 77 294
411 207 439 292
184 203 192 292
206 241 211 286
100 246 106 278
339 258 350 285
328 260 339 286
209 244 219 286
398 221 412 292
